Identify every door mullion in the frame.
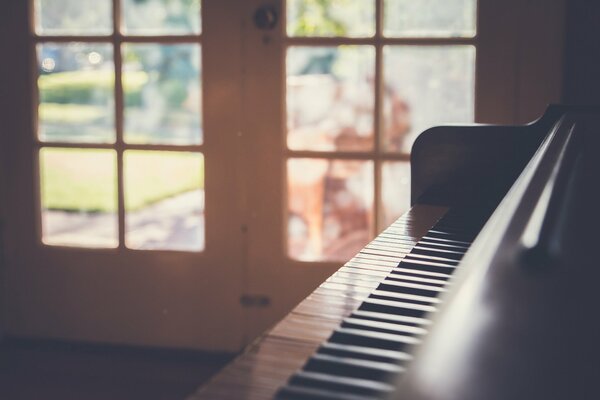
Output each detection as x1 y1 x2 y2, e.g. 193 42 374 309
374 0 384 236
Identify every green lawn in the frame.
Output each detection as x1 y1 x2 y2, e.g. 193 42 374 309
38 70 148 100
40 148 204 213
39 103 109 124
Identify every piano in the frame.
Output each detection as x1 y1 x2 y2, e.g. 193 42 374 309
188 105 600 400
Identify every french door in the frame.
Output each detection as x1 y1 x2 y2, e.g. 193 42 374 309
240 0 479 340
6 0 246 351
3 0 562 351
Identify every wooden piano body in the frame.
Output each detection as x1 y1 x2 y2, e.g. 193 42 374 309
189 105 600 400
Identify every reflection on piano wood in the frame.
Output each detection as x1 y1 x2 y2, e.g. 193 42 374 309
190 106 600 400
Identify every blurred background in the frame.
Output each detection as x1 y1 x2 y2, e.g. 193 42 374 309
0 0 595 397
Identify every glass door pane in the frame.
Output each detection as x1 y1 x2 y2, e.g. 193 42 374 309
286 45 375 152
384 0 477 37
37 43 115 143
382 45 475 153
124 150 204 251
40 148 118 247
35 0 113 35
122 43 202 145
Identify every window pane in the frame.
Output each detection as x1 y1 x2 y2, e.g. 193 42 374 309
381 161 410 229
288 159 373 261
37 43 115 143
40 148 117 248
125 151 204 251
287 0 375 37
35 0 112 35
287 46 374 152
382 46 475 153
122 0 201 35
123 44 202 145
384 0 476 38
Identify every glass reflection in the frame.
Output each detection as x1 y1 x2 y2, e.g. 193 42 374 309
287 46 375 152
288 158 373 261
123 44 202 145
383 45 475 153
381 161 411 229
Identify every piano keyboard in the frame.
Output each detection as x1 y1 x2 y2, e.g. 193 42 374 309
275 205 491 400
189 204 491 400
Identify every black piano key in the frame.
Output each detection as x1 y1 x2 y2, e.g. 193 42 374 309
341 317 427 336
377 279 445 297
318 342 412 364
359 298 435 319
397 259 457 275
420 235 472 246
391 266 453 280
426 225 475 236
329 327 420 351
369 290 439 305
418 240 470 251
304 353 403 381
290 371 395 397
350 310 430 327
412 245 466 260
403 253 461 265
425 235 475 245
427 228 475 237
383 273 448 287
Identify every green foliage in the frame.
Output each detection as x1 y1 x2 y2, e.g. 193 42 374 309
160 80 188 109
290 0 349 36
38 70 148 106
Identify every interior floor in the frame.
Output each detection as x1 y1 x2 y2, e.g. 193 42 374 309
0 337 234 400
